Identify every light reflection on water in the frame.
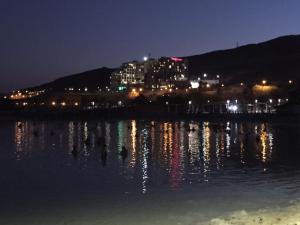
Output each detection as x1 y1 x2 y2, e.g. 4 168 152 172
11 120 284 191
2 120 300 224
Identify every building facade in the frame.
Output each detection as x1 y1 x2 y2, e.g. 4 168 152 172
111 57 188 90
144 57 188 89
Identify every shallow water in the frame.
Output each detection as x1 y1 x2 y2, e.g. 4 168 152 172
1 120 300 224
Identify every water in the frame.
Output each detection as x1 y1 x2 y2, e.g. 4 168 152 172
1 119 300 224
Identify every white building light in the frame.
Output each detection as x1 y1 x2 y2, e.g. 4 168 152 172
190 81 200 89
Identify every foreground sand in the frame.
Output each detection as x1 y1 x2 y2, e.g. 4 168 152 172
206 201 300 225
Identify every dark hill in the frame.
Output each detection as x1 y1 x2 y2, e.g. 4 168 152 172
25 35 300 92
186 35 300 83
27 67 114 92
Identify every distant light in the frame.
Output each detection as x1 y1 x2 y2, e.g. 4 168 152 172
226 100 230 104
166 101 169 105
262 80 267 85
84 87 88 92
171 57 183 62
289 80 293 84
139 88 143 92
132 88 136 92
118 101 122 106
255 99 258 103
232 105 238 112
118 86 126 91
188 101 192 105
61 102 66 106
74 102 79 106
229 105 238 112
143 56 148 61
203 73 207 78
206 84 210 88
221 84 224 87
286 98 289 101
278 99 281 103
269 99 273 103
51 101 56 106
235 99 238 103
91 101 95 106
190 81 200 89
217 75 220 79
207 100 210 103
240 82 244 86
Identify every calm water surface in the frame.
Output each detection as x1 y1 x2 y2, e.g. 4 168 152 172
1 120 300 225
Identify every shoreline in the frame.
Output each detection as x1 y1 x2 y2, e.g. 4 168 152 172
1 109 300 122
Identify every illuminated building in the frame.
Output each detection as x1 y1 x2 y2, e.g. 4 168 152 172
144 57 188 89
195 73 220 86
111 59 155 89
111 57 188 90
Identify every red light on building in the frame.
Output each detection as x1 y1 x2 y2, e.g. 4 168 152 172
171 57 183 62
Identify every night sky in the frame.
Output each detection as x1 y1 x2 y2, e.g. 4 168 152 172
1 0 300 92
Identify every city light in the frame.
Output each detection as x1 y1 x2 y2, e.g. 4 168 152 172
203 73 207 78
289 80 293 84
51 101 56 106
188 101 192 105
206 84 210 88
170 57 183 62
74 102 79 106
143 56 148 61
228 105 238 112
240 82 244 86
190 81 200 89
61 102 66 106
262 80 267 85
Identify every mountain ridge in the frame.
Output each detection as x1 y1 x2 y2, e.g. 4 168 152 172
24 34 300 92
